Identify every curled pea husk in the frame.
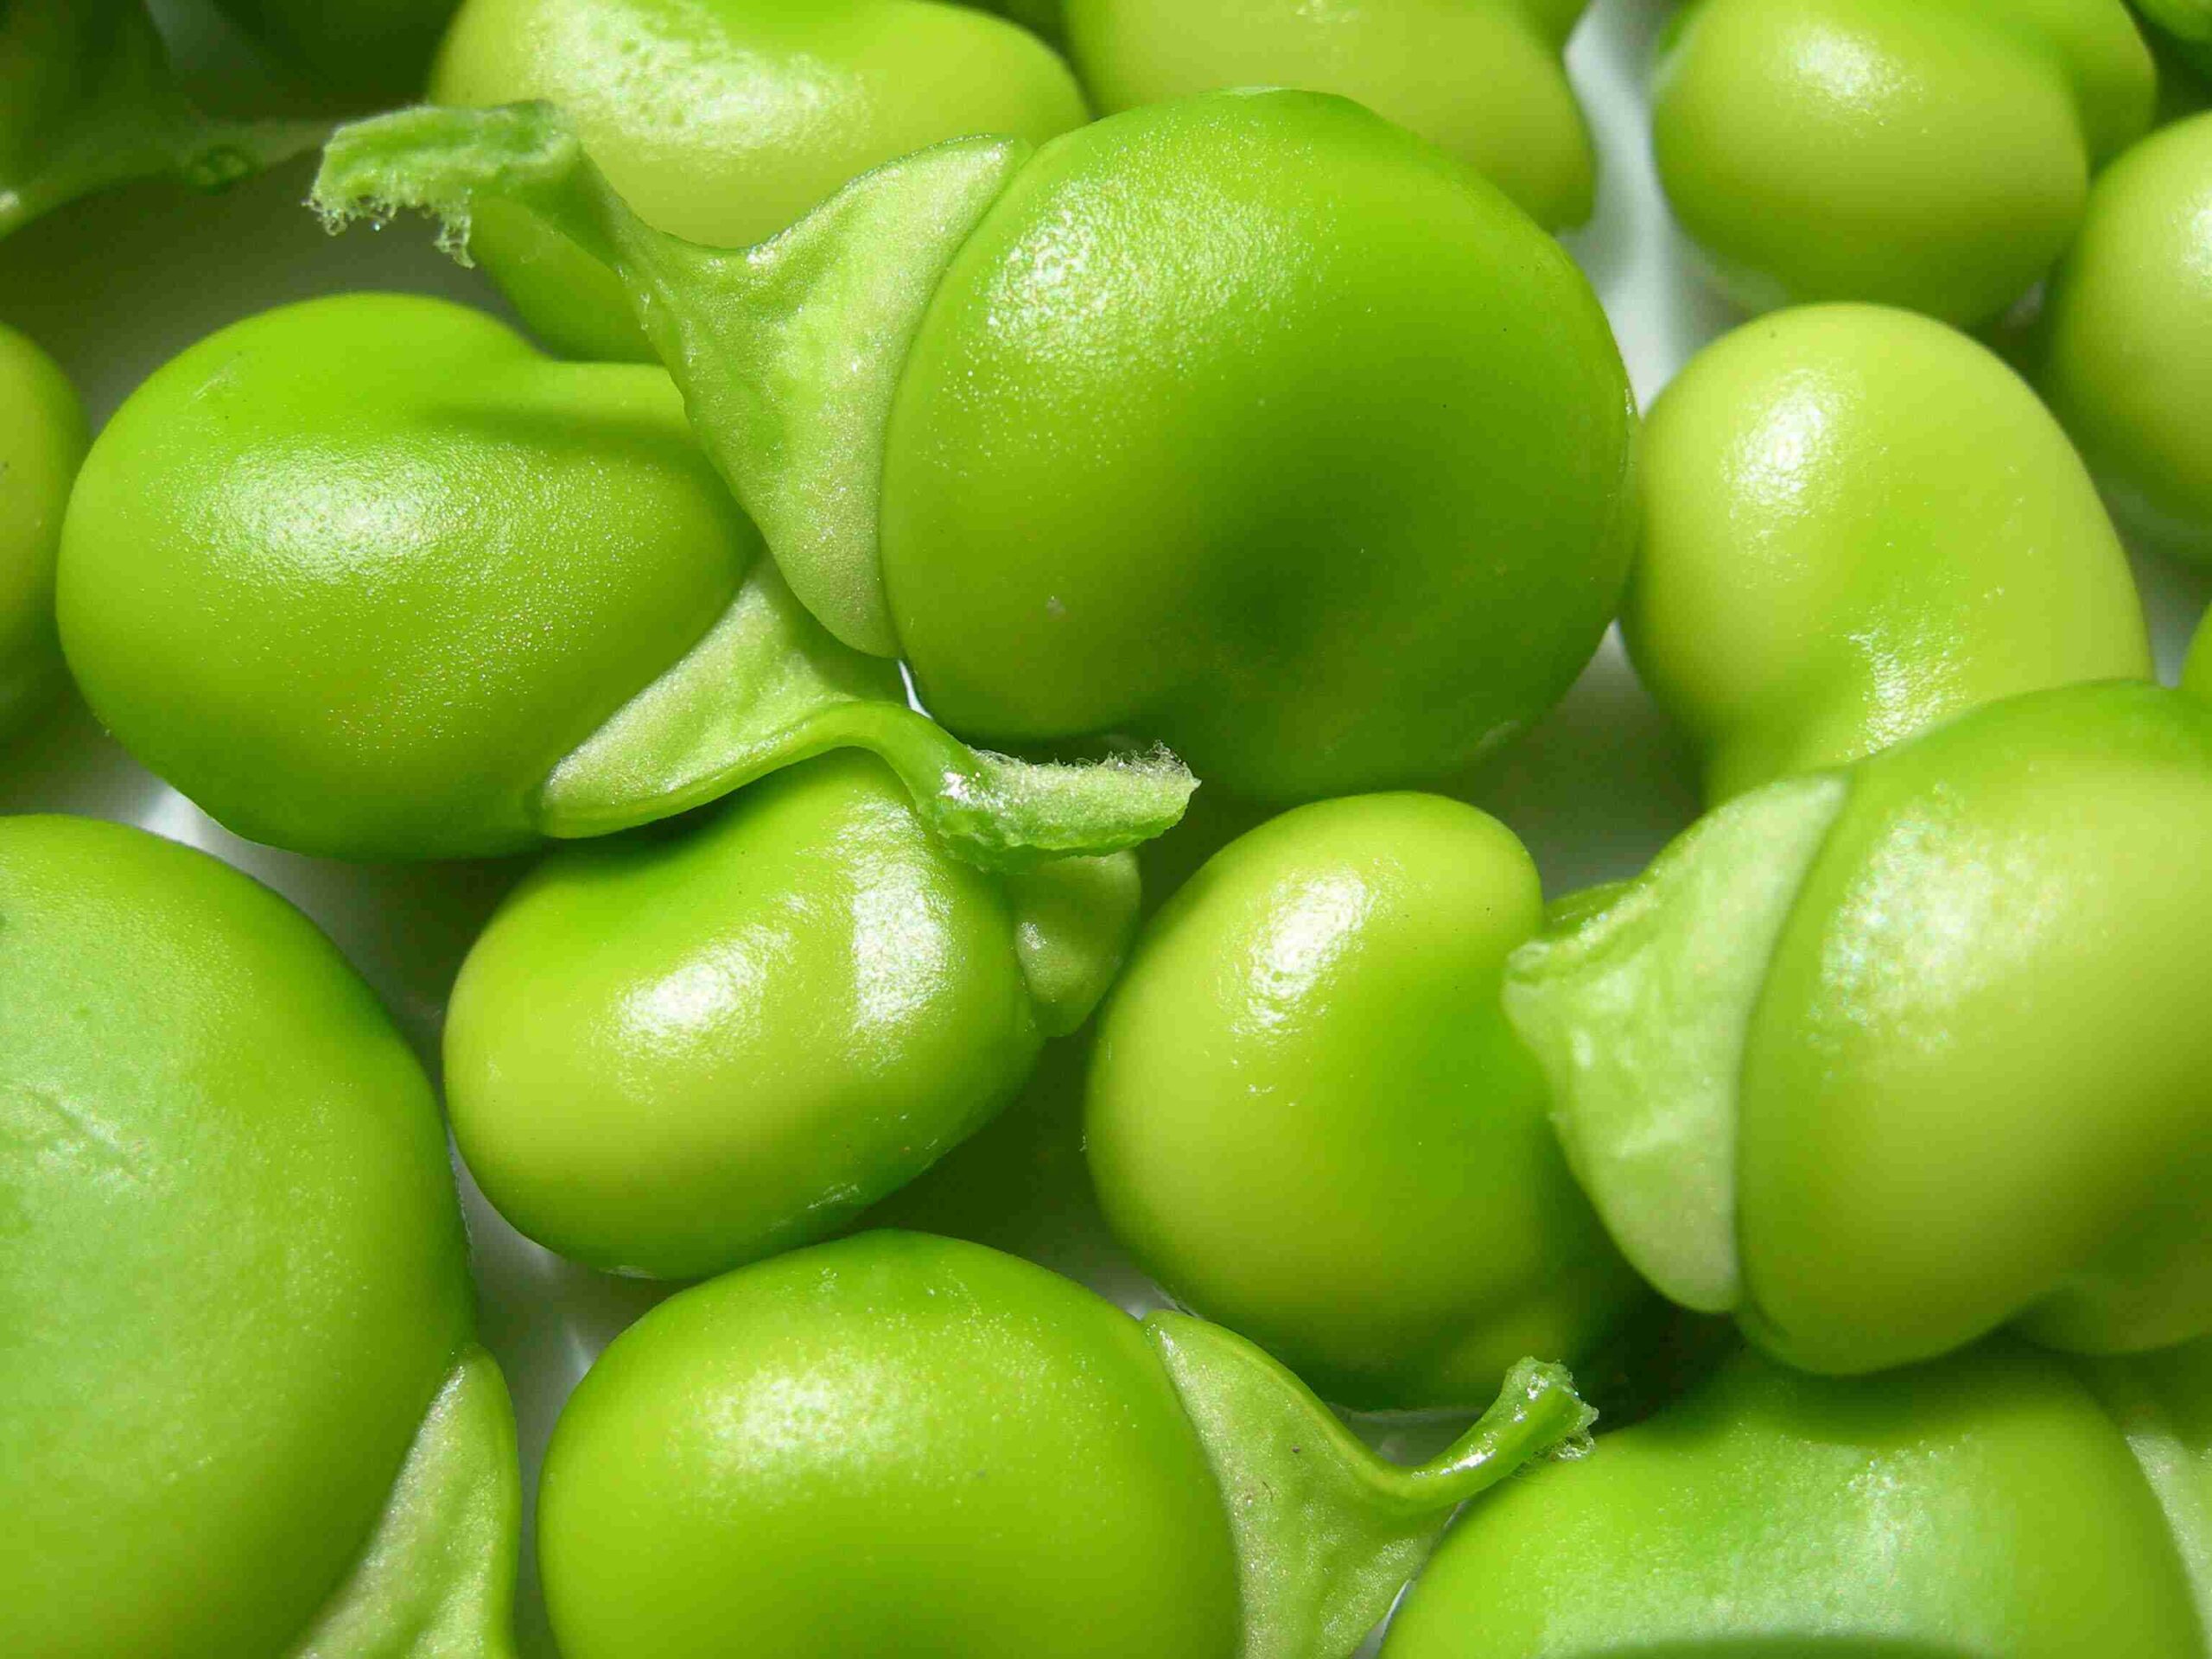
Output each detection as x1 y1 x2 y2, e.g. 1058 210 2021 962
55 292 1190 866
0 816 519 1659
429 0 1087 362
1086 791 1649 1413
535 1230 1593 1659
1652 0 2156 326
444 752 1145 1280
1507 681 2212 1375
310 90 1637 805
1632 302 2150 803
0 0 324 240
2040 111 2212 564
1060 0 1595 228
0 323 83 740
1385 1335 2212 1656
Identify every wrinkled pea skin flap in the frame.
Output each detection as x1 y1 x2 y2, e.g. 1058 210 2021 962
0 323 85 741
1088 791 1648 1413
57 292 1192 866
1653 0 2156 326
2040 111 2212 563
536 1230 1595 1659
429 0 1087 362
1630 303 2151 804
0 0 324 240
444 753 1142 1281
0 817 519 1659
312 89 1637 805
1385 1337 2212 1658
1507 682 2212 1376
1060 0 1594 229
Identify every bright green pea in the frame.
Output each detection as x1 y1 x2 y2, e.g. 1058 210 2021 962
57 292 1187 863
1510 682 2212 1375
0 815 518 1659
1632 303 2150 802
2040 112 2212 563
1059 0 1595 228
0 323 82 740
1087 792 1645 1411
444 753 1138 1279
1653 0 2156 326
1386 1338 2210 1657
213 0 461 100
315 89 1636 804
429 0 1087 361
537 1230 1595 1659
0 0 321 239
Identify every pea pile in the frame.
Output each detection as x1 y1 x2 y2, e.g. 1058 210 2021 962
5 3 2212 1656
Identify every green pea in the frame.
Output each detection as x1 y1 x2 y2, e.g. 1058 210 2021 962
2040 112 2212 563
1386 1338 2211 1656
1088 792 1645 1411
1633 303 2150 802
314 89 1636 803
1509 682 2212 1374
0 324 82 740
444 753 1138 1279
0 1 322 240
0 815 517 1659
213 0 461 101
428 0 1087 360
537 1230 1595 1659
2190 605 2212 702
1060 0 1594 228
2139 0 2212 75
964 0 1067 40
57 292 1189 863
1653 0 2156 326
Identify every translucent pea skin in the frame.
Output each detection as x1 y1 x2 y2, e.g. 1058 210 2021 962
1060 0 1596 228
1385 1338 2212 1657
0 323 83 739
1631 303 2150 802
2041 111 2212 563
1653 0 2156 325
1088 792 1646 1411
429 0 1088 359
0 816 518 1659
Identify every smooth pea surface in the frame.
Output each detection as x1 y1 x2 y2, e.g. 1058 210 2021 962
1089 793 1643 1409
882 91 1634 804
537 1230 1241 1659
0 816 474 1659
1063 0 1594 227
1631 303 2149 801
2041 111 2212 562
430 0 1087 359
0 323 82 739
446 755 1048 1279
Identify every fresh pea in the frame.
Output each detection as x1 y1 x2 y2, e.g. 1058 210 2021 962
0 815 517 1659
213 0 461 101
313 89 1637 804
537 1230 1594 1659
1087 791 1647 1411
1060 0 1594 227
56 292 1189 862
2139 0 2212 73
0 0 321 240
1509 682 2212 1375
1634 302 2151 802
428 0 1087 360
443 753 1140 1279
1653 0 2156 325
0 323 82 740
2040 111 2212 563
1386 1337 2212 1656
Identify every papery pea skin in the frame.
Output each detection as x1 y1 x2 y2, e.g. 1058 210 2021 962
1631 303 2150 803
1061 0 1595 228
1653 0 2156 326
429 0 1088 360
0 324 83 740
